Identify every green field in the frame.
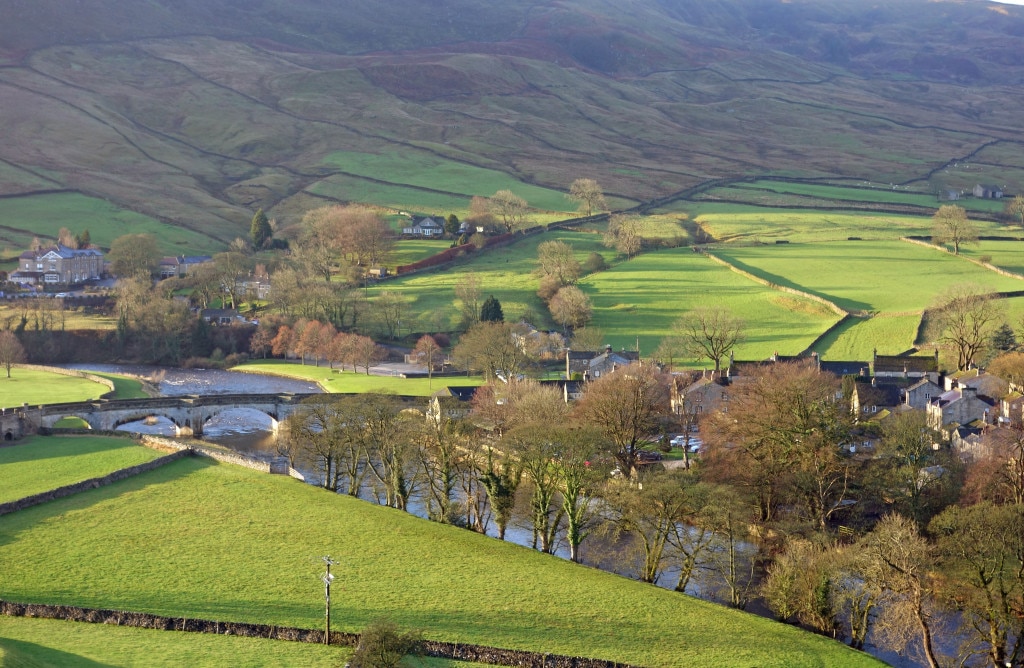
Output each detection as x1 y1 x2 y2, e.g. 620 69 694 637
0 453 881 667
88 372 150 400
712 240 1024 314
0 617 487 668
0 368 111 409
390 238 453 268
0 192 222 255
377 230 615 332
322 150 624 212
235 361 483 395
0 435 161 503
660 200 943 242
811 314 924 360
957 239 1024 276
580 248 840 357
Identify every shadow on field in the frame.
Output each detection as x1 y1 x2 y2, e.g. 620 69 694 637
718 253 871 312
0 637 114 667
0 456 214 549
0 437 141 466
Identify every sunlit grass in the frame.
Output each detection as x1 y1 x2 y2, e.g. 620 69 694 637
580 248 839 358
712 240 1024 314
0 368 110 409
235 360 482 395
0 455 881 667
0 435 161 503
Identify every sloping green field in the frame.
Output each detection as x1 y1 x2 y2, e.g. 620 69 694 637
377 230 613 331
580 248 839 357
0 435 161 504
0 454 881 668
712 240 1024 314
0 192 221 255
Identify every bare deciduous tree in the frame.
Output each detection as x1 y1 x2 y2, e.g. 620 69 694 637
549 285 592 332
575 364 669 477
933 283 1002 371
566 178 607 217
603 213 641 258
673 306 744 373
931 204 977 255
0 330 26 378
859 514 943 668
535 240 580 286
488 190 528 233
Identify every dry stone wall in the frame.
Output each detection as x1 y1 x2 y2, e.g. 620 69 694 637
0 601 641 668
0 449 190 516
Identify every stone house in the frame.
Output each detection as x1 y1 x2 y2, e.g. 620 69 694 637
671 374 731 419
12 245 103 286
426 386 479 423
927 384 996 436
402 216 445 237
904 378 943 411
872 350 940 384
159 255 212 279
973 184 1004 199
851 379 903 420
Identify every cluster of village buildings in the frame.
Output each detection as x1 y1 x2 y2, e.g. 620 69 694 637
432 345 1020 468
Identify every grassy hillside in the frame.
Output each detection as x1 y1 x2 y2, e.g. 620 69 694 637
0 453 882 667
0 1 1022 247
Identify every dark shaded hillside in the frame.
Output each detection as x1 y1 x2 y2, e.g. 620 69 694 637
0 0 1022 245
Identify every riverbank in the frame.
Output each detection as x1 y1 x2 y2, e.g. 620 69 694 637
233 359 483 396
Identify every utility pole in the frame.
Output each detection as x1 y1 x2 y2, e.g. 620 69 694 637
322 555 337 644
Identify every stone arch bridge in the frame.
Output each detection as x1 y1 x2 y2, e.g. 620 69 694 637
23 394 322 438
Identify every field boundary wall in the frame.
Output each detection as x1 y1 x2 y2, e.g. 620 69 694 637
900 237 1024 281
0 600 641 668
140 435 288 474
798 313 860 357
702 251 848 317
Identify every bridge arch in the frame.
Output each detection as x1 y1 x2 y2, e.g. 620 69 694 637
40 413 100 431
111 412 189 434
196 406 281 436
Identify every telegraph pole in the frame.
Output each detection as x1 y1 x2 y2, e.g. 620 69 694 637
322 555 337 644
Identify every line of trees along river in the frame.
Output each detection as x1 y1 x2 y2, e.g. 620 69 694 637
72 363 1022 668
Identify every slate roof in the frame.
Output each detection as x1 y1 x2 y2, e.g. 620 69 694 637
873 353 938 374
819 360 870 376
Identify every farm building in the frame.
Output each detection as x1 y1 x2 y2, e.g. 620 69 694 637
972 184 1003 199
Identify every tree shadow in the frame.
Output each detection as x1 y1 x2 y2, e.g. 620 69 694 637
0 455 214 548
0 636 115 667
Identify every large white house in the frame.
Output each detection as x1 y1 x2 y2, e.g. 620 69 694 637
11 245 104 286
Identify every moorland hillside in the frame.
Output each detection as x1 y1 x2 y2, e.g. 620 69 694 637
0 0 1022 250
